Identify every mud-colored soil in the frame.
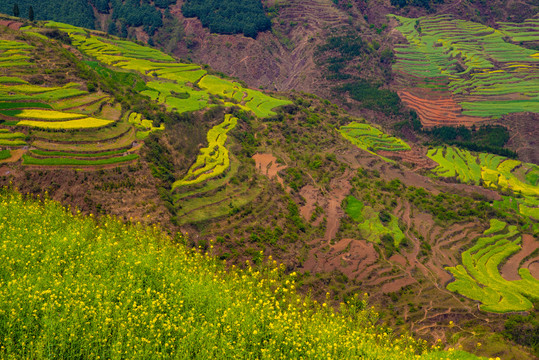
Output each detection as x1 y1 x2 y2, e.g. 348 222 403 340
299 184 318 220
324 170 353 241
378 146 437 171
0 20 22 30
0 149 25 164
381 276 416 293
398 89 489 128
303 238 380 280
500 234 539 281
252 153 286 187
529 261 539 280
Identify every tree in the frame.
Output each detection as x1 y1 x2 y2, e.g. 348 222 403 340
13 3 19 17
28 6 34 21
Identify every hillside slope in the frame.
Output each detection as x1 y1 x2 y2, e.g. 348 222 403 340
0 14 538 360
0 187 486 359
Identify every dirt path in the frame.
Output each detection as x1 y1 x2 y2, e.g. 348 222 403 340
500 234 538 281
323 170 352 241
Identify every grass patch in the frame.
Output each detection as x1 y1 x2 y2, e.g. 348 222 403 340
0 102 52 110
22 153 138 166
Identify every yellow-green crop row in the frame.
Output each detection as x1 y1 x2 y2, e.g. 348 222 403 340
339 121 410 161
16 117 113 130
446 220 539 312
428 147 539 197
128 112 164 139
0 109 87 120
172 114 237 189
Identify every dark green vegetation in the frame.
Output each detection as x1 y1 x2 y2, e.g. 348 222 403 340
390 0 445 10
182 0 271 38
0 1 95 28
3 0 175 36
424 125 517 158
504 312 539 357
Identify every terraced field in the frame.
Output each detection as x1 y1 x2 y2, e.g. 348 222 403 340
173 114 238 189
338 121 410 161
390 14 539 127
428 146 539 221
42 21 291 119
446 219 539 312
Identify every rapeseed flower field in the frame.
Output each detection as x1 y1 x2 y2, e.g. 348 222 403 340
0 188 485 359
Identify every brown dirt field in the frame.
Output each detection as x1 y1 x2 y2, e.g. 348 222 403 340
378 146 437 172
252 153 286 187
0 20 23 30
299 184 318 220
324 170 353 241
398 89 489 128
500 234 539 281
381 276 416 293
100 103 122 121
0 149 25 164
302 238 380 280
529 261 539 280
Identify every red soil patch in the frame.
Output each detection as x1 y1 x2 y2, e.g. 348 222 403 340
324 171 353 241
500 234 539 281
0 20 23 30
252 153 286 187
299 184 318 220
381 276 416 293
398 89 488 128
302 238 379 280
529 261 539 281
378 146 437 171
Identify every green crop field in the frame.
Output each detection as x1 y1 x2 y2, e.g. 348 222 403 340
339 121 410 161
0 88 88 102
30 149 127 158
0 76 27 84
446 220 539 312
428 147 539 197
0 102 52 110
390 14 539 123
0 109 87 120
0 149 10 160
173 114 238 189
345 196 406 248
22 153 138 166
